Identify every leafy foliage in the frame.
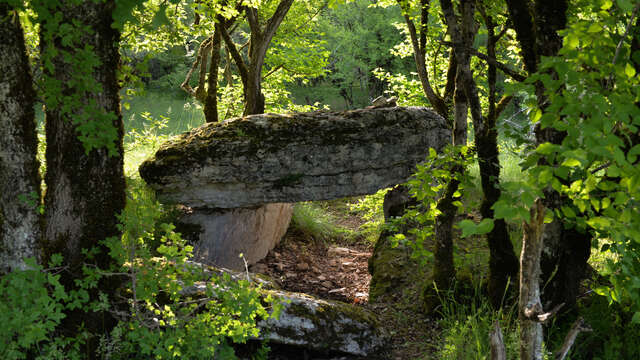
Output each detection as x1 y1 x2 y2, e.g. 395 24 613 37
496 0 640 320
388 146 474 264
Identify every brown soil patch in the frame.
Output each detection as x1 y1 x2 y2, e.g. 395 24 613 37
251 228 372 304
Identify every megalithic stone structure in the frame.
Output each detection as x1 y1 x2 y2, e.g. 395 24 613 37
140 107 450 270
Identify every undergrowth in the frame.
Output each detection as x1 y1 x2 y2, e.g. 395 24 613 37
290 202 352 242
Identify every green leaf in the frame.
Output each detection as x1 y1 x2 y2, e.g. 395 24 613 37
625 63 636 78
561 205 577 218
561 158 581 167
531 108 542 123
632 312 640 324
536 142 557 155
564 33 580 49
587 23 602 33
477 218 495 234
458 218 495 238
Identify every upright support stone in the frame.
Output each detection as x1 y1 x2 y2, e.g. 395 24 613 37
179 203 293 271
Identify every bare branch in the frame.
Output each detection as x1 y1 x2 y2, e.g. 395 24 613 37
263 63 284 79
495 95 513 118
218 18 248 87
181 37 213 99
398 0 447 117
263 0 295 47
554 317 593 360
537 302 564 323
613 2 640 66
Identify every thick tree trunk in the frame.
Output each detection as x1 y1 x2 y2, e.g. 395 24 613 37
0 4 42 273
40 0 126 353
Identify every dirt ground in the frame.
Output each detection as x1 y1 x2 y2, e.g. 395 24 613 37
249 207 440 360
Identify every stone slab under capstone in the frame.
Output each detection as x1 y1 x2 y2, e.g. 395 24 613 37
139 106 451 209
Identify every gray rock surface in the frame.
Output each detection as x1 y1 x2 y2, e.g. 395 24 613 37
179 203 293 271
181 264 389 358
258 290 389 358
139 107 450 208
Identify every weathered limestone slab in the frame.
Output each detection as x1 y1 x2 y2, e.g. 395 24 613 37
179 203 293 271
139 107 450 208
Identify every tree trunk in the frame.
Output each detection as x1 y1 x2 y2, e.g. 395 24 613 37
519 200 546 360
0 4 42 273
39 0 126 353
442 0 519 307
506 0 589 310
204 27 222 122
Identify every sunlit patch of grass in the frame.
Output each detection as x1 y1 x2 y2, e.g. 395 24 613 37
433 280 520 360
347 188 389 243
290 202 352 242
123 90 205 136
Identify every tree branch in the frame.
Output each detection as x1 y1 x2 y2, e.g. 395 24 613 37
181 36 213 101
613 2 640 65
398 0 447 117
495 95 513 118
218 17 248 88
554 317 592 360
245 6 260 36
442 40 527 82
264 0 295 46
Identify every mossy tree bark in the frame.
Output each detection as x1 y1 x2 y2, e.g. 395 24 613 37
0 3 42 274
39 0 126 354
506 0 591 310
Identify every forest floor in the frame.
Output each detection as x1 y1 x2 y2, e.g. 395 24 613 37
250 200 441 360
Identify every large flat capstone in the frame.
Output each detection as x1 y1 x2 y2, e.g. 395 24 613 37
139 107 450 209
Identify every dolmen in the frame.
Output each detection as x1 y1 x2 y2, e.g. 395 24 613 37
139 106 450 270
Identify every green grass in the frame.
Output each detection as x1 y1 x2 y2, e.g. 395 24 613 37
122 90 205 136
431 280 520 360
289 202 352 242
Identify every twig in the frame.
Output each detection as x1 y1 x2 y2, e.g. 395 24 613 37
613 2 640 66
537 302 564 323
554 317 592 360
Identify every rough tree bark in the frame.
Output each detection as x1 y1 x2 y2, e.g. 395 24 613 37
506 0 591 310
0 4 42 273
441 0 519 307
39 0 126 352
